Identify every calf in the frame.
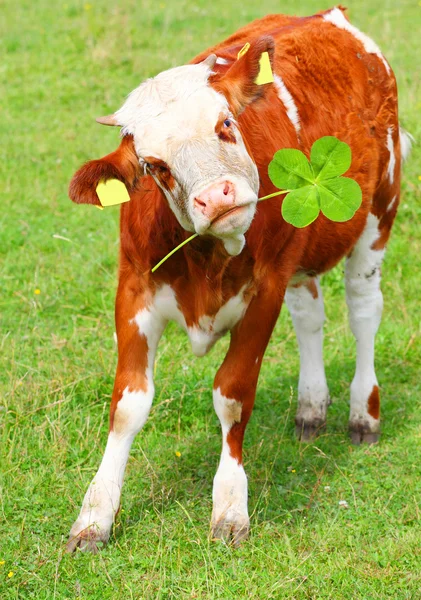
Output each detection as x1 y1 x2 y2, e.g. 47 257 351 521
67 7 410 550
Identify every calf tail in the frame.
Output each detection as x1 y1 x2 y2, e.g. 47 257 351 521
399 126 414 164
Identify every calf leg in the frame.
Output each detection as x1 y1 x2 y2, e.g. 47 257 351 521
285 278 330 441
212 387 249 546
345 214 385 444
66 289 165 552
211 286 284 546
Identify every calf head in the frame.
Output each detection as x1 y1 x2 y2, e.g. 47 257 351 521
70 37 274 256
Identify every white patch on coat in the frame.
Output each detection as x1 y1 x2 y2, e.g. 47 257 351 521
323 7 390 74
68 387 154 543
132 306 166 371
288 271 312 286
215 57 229 65
190 287 249 355
285 278 330 424
212 388 249 531
386 127 396 184
345 213 384 430
140 284 249 357
114 385 155 436
213 387 242 429
273 74 301 134
386 195 397 212
399 126 413 164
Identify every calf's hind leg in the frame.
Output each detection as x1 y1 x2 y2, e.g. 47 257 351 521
285 278 330 441
345 214 385 444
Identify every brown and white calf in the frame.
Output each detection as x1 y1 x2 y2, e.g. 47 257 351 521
66 7 411 550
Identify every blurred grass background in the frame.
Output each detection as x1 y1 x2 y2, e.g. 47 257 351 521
1 0 420 597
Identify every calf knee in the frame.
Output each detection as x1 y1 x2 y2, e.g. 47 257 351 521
111 385 154 437
285 280 325 335
213 387 242 430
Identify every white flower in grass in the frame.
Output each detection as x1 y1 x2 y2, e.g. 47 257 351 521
339 500 349 508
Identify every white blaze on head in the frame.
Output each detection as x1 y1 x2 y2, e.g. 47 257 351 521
108 60 260 253
116 63 222 158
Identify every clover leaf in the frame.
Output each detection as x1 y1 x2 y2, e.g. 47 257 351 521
267 149 314 190
281 186 320 228
265 136 362 228
311 136 351 180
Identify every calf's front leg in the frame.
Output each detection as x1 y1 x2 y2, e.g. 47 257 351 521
211 287 283 546
66 289 165 552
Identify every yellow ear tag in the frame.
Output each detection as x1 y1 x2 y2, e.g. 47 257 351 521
237 43 273 85
237 42 250 59
255 51 274 85
96 179 130 207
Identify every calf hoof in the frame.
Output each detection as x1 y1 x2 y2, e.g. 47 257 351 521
66 522 111 554
66 534 107 554
295 418 326 442
349 429 380 445
211 515 250 547
349 421 380 445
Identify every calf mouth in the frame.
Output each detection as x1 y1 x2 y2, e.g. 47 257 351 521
212 205 245 224
208 203 254 235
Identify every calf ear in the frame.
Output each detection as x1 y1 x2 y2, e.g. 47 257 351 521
69 135 139 206
211 36 275 116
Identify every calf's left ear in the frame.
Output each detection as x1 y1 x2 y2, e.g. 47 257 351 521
69 135 139 206
211 36 275 116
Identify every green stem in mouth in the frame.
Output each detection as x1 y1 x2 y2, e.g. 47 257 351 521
151 233 199 273
258 189 289 201
151 189 289 273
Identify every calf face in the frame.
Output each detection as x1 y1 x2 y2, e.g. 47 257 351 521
94 39 274 255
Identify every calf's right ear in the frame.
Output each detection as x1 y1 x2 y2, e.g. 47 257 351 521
69 135 139 206
210 36 275 116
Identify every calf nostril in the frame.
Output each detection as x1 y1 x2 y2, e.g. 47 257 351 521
195 197 207 208
223 183 230 196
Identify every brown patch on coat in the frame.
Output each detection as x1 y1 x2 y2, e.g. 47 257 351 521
367 385 380 420
291 278 318 298
226 423 244 463
305 279 319 299
371 199 399 251
144 156 176 192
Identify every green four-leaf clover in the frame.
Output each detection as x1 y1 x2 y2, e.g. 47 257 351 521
266 136 362 228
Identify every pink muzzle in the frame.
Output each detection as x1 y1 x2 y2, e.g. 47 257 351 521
194 180 237 223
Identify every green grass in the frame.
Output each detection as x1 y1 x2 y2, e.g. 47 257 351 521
1 0 420 597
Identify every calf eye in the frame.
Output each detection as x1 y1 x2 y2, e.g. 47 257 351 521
224 119 232 127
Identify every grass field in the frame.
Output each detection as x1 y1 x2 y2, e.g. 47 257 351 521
1 0 420 597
